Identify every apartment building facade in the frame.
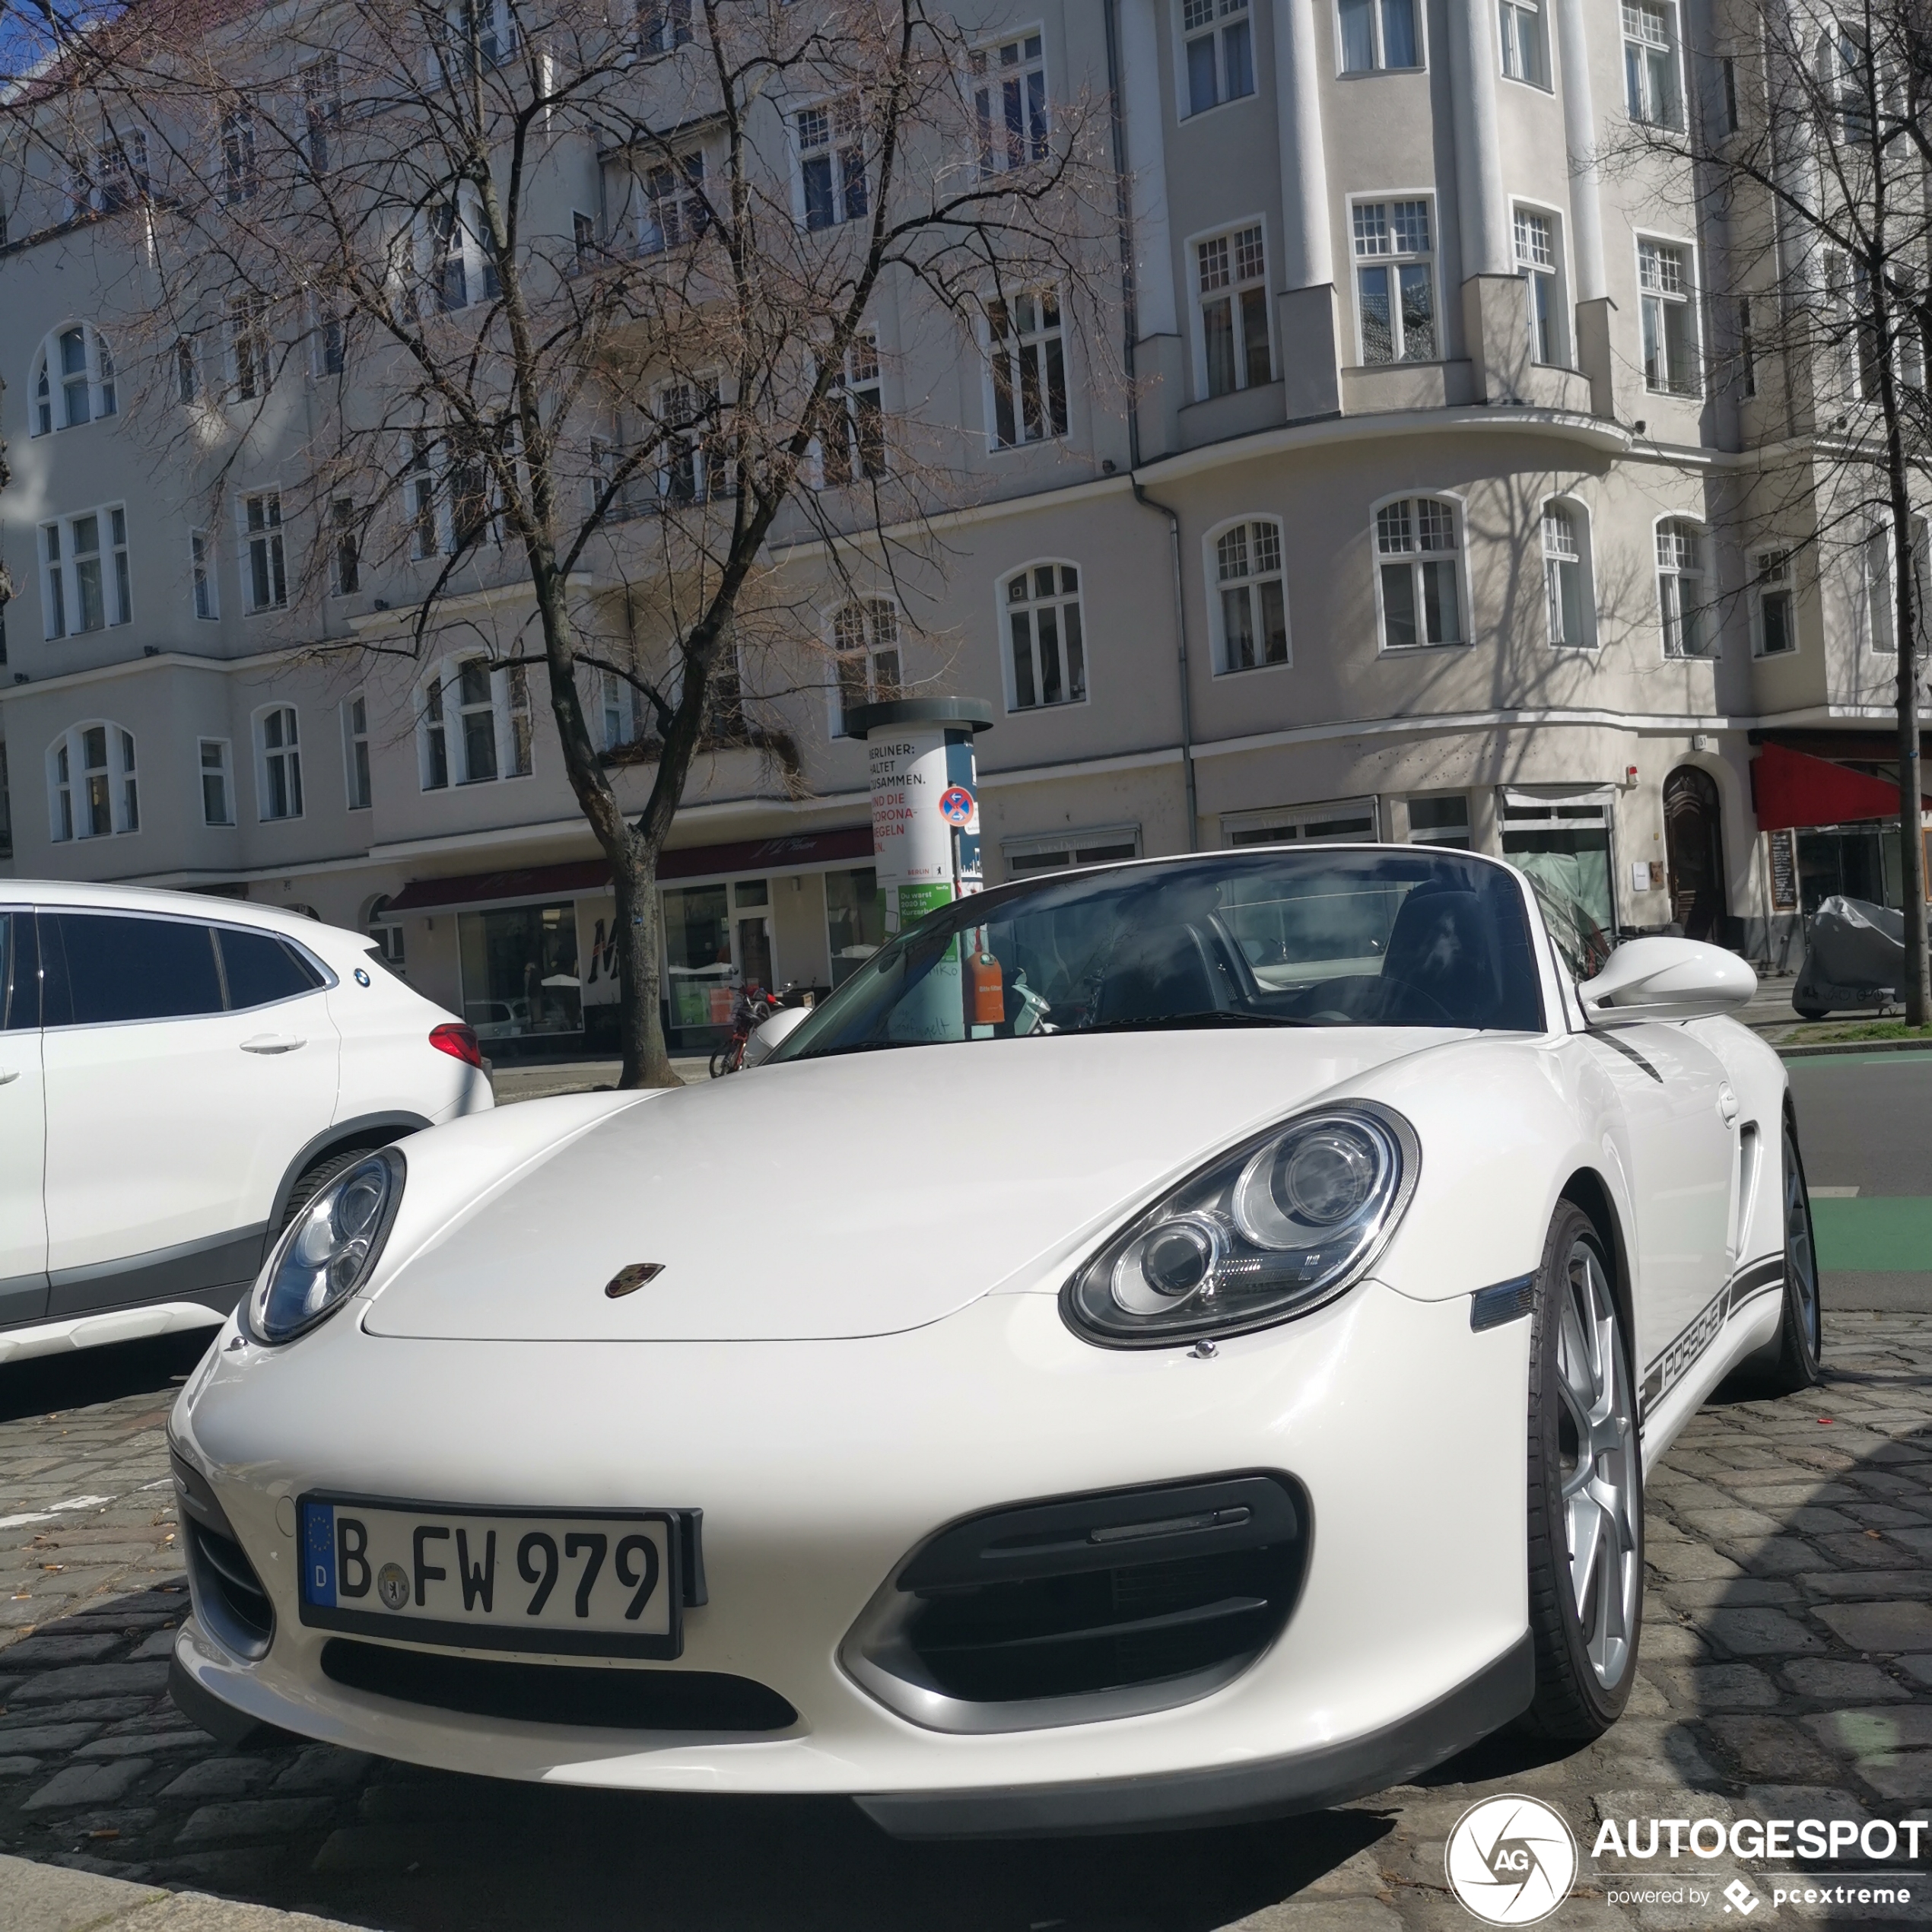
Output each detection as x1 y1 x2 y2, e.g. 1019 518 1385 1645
0 0 1921 1053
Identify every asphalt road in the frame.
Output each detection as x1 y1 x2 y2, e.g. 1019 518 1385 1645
1789 1052 1932 1313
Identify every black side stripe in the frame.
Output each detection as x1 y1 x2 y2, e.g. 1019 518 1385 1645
1638 1256 1787 1416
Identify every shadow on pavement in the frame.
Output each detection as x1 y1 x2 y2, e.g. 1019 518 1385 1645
0 1330 213 1425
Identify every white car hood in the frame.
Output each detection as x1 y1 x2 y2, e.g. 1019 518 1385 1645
363 1030 1454 1343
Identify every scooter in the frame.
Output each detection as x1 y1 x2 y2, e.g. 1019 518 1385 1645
1791 895 1907 1018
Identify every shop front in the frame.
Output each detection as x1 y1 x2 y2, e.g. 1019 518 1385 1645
1751 734 1932 922
383 827 881 1058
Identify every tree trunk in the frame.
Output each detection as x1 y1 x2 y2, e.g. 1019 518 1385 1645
1895 521 1930 1025
612 828 680 1088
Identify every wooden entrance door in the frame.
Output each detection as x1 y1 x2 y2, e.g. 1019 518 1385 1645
1663 766 1727 941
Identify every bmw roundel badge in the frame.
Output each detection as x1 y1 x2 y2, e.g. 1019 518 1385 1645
605 1263 666 1299
354 968 371 986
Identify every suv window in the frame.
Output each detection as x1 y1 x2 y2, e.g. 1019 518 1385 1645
217 927 324 1010
0 912 36 1031
40 913 225 1026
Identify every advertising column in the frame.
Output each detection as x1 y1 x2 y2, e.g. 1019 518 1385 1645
848 697 995 1044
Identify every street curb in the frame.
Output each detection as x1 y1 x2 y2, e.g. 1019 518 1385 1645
1778 1037 1932 1058
0 1854 364 1930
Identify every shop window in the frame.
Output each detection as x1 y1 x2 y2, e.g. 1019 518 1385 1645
1212 518 1289 671
972 32 1049 173
1753 550 1796 656
1338 0 1419 71
1501 790 1616 977
663 882 732 1034
985 289 1067 449
1197 225 1271 396
1656 518 1711 657
825 866 885 987
257 705 303 820
1375 495 1463 648
199 738 234 825
833 599 901 736
48 723 138 842
1182 0 1254 115
1003 562 1086 710
1353 200 1435 364
1406 794 1471 847
1222 798 1378 846
1543 500 1590 647
1003 828 1142 877
458 902 580 1043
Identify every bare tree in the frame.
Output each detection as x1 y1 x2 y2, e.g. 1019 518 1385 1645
21 0 1109 1081
1609 0 1932 1017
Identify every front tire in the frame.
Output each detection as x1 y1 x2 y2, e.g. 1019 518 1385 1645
1756 1123 1824 1393
1521 1203 1644 1741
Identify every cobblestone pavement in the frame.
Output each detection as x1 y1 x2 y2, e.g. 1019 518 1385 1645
5 1316 1932 1930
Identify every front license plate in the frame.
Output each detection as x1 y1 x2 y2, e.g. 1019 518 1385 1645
297 1496 682 1659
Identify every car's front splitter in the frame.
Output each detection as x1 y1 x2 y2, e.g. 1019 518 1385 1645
170 1277 1533 1814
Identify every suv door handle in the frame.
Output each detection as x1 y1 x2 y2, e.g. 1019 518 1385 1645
0 1068 16 1085
241 1034 306 1054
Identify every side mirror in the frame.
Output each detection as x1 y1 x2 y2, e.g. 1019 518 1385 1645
1578 937 1757 1025
742 1004 809 1067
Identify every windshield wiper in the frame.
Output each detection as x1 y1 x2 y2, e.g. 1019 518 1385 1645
1075 1010 1321 1034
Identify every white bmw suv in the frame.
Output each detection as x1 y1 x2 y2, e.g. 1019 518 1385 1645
0 882 493 1365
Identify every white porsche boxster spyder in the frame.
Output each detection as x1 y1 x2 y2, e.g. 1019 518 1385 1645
167 846 1817 1835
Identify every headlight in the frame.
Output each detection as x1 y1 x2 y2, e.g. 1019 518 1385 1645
246 1148 405 1344
1062 1102 1419 1347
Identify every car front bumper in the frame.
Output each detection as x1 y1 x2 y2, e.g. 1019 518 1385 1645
169 1278 1533 1830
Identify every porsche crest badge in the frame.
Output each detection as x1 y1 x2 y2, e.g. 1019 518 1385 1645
605 1263 666 1298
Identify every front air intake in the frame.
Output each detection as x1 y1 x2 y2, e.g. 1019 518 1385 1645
841 1473 1307 1733
171 1451 275 1659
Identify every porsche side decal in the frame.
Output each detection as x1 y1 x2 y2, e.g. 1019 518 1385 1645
1638 1256 1786 1417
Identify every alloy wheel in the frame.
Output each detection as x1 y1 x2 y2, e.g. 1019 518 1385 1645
1553 1238 1640 1689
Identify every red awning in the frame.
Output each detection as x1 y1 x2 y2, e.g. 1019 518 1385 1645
1752 739 1929 832
383 825 874 915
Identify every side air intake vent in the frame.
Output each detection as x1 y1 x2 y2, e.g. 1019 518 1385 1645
840 1473 1306 1734
171 1451 275 1660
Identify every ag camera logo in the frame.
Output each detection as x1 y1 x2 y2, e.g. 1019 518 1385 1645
1445 1794 1578 1924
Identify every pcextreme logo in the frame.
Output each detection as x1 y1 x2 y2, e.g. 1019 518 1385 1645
1445 1794 1580 1924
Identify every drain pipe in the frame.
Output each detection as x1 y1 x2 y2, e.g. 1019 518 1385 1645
1105 0 1198 851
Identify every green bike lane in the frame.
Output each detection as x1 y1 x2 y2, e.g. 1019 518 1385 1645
1788 1050 1932 1310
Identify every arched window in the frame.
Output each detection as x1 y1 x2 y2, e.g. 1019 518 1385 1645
417 656 534 788
1655 517 1711 657
1000 562 1086 709
47 722 138 842
1541 500 1591 647
30 324 116 435
1210 517 1289 672
1374 496 1464 648
831 599 901 736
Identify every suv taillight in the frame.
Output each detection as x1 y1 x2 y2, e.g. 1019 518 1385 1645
429 1022 484 1068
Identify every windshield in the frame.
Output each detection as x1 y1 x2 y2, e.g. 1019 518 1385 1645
770 848 1546 1063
